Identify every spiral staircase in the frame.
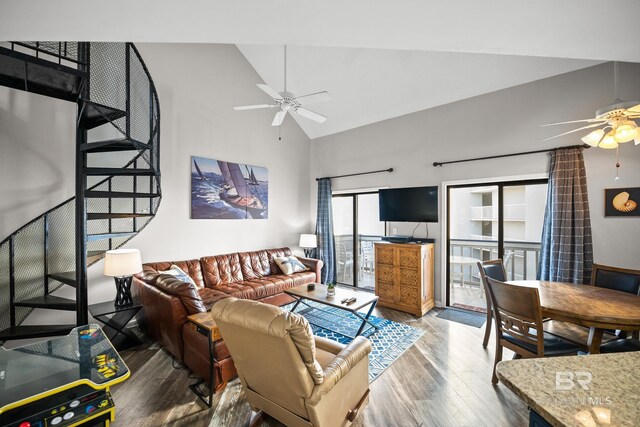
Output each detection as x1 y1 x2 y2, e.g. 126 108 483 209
0 42 161 341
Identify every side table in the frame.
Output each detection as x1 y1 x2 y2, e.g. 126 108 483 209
186 312 222 407
89 301 143 351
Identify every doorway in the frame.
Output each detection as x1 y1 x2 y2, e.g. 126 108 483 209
446 179 548 311
332 192 385 289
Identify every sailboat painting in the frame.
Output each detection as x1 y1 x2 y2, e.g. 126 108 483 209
191 156 268 219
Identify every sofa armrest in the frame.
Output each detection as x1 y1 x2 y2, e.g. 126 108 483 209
298 256 324 283
308 336 372 404
132 276 191 361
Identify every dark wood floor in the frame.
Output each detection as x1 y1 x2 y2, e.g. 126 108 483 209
111 307 528 427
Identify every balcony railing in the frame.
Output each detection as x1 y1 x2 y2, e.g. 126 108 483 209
450 238 541 284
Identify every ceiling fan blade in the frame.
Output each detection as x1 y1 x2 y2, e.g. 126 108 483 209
294 107 327 123
628 104 640 113
233 104 276 110
272 110 287 126
541 122 605 142
257 84 283 100
541 118 606 126
294 91 331 105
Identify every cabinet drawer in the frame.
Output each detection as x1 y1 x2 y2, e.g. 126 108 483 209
376 281 395 300
399 268 421 288
376 247 395 265
398 286 421 307
398 248 421 268
376 264 394 283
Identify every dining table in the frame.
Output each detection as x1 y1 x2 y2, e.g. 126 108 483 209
507 280 640 354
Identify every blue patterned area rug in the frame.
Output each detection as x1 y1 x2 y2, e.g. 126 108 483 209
282 301 424 382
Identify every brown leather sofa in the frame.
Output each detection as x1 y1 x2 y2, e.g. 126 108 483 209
132 247 323 391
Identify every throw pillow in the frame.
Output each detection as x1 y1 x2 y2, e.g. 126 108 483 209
159 265 197 286
274 256 309 275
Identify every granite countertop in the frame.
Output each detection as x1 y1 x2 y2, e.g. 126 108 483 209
497 353 640 427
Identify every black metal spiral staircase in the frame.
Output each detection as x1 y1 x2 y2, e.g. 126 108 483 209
0 42 161 341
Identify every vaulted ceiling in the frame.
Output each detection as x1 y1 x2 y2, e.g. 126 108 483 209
1 0 636 139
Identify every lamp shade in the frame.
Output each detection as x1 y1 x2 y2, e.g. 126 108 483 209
103 249 142 277
581 129 605 147
599 132 619 149
614 121 638 143
299 234 317 248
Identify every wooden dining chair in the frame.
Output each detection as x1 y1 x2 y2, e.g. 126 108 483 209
591 264 640 295
592 264 640 340
477 259 507 348
485 277 583 384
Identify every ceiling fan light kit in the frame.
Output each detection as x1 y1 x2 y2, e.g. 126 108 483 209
543 62 640 179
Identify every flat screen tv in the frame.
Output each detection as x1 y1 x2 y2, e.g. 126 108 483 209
379 186 438 222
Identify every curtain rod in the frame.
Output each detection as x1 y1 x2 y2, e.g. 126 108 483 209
316 168 393 181
432 144 590 167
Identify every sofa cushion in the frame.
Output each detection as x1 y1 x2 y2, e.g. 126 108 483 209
199 287 232 310
213 281 259 300
141 259 205 289
201 253 244 287
238 250 270 279
266 247 292 275
147 273 206 314
287 271 317 287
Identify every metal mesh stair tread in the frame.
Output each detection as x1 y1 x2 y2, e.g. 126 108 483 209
85 167 155 176
0 46 84 102
80 137 148 153
78 99 126 130
87 213 153 220
88 231 137 241
0 325 75 341
14 295 77 311
48 271 77 287
85 190 160 198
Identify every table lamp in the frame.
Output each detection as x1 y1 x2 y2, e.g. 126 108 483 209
104 249 142 307
299 234 317 258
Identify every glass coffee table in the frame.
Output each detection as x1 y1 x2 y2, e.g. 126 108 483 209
285 283 379 337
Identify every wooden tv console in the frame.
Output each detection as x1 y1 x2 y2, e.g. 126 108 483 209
374 242 435 317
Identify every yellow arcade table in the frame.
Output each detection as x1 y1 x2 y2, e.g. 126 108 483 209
0 324 130 427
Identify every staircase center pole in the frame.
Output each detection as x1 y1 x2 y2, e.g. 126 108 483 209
75 42 90 326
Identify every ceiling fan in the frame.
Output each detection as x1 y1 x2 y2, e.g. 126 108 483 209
234 46 331 126
541 62 640 148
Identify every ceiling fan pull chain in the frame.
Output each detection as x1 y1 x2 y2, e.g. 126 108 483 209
284 45 287 93
615 146 620 181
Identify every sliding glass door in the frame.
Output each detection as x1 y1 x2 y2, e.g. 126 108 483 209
446 179 548 311
332 192 385 289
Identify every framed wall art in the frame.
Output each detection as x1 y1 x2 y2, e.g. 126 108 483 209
604 187 640 217
191 156 268 219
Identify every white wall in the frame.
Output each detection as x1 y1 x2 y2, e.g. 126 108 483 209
1 43 312 327
310 62 640 305
0 88 76 240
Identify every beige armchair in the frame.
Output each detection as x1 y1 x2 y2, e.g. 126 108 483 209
211 298 372 427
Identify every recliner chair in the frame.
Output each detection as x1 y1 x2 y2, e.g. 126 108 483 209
211 298 372 427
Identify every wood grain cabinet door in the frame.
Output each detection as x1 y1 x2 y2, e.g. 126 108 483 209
375 245 396 303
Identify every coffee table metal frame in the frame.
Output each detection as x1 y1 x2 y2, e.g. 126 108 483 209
286 284 380 338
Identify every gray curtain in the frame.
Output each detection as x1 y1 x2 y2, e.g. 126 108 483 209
538 148 593 284
314 178 337 284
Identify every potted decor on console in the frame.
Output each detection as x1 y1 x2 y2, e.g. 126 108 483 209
326 282 336 297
